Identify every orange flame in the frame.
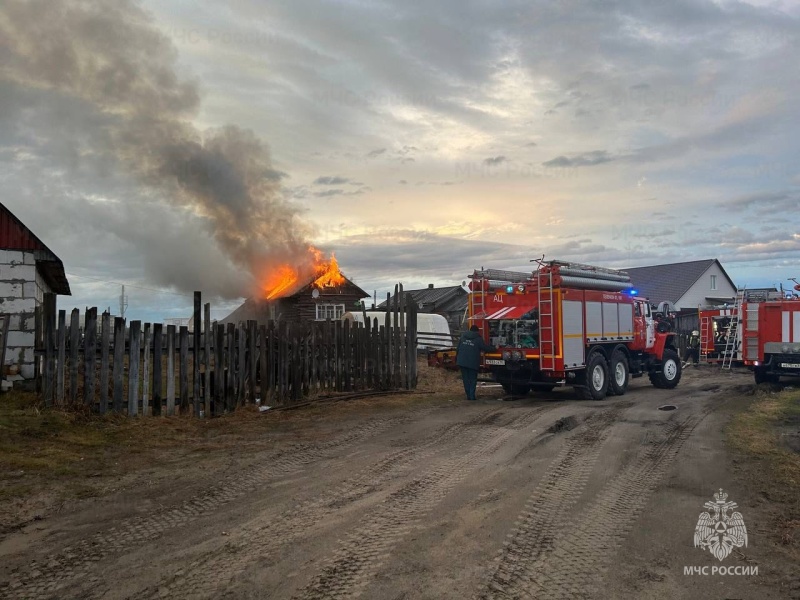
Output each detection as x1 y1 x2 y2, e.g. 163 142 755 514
261 248 345 300
263 264 299 300
313 252 345 288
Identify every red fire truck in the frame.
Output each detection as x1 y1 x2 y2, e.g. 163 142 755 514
698 305 742 365
742 289 800 383
468 260 681 399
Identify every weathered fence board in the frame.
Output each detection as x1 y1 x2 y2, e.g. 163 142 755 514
129 321 141 417
166 325 176 417
38 288 418 416
179 326 189 413
100 313 110 413
142 323 151 415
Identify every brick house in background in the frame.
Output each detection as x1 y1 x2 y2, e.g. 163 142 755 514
0 203 71 382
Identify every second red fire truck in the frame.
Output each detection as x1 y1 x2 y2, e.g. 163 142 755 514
469 260 681 399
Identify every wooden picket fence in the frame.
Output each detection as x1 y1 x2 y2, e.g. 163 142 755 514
38 286 418 416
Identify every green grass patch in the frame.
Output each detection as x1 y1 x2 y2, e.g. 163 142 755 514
726 385 800 553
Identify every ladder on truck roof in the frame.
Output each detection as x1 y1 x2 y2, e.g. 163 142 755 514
538 267 557 371
721 288 745 370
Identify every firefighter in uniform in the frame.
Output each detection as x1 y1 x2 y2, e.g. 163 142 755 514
456 325 496 401
682 330 700 367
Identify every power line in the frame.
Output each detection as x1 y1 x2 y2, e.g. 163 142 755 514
66 272 195 298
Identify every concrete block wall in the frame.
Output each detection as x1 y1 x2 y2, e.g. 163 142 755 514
0 250 49 380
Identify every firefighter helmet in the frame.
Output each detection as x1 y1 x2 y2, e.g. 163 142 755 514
692 330 699 336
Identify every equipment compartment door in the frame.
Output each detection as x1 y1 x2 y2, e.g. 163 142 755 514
563 300 585 367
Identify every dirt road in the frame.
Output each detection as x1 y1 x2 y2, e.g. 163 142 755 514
1 368 795 599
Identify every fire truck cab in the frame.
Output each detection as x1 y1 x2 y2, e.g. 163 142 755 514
469 260 681 399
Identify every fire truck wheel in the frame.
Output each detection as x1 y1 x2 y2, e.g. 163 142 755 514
609 350 629 396
649 348 681 389
580 352 609 400
754 367 779 385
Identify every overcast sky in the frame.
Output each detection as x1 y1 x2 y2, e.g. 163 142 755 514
1 0 799 321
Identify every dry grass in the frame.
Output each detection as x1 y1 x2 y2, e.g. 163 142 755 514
0 364 453 517
726 385 800 557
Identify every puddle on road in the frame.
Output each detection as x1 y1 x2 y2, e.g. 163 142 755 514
658 405 678 411
548 415 578 433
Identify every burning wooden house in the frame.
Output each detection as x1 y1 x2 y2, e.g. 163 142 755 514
222 254 369 325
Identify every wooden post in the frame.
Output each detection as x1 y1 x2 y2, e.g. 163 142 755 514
69 308 79 405
179 326 189 413
56 310 66 406
392 284 403 387
407 300 418 389
204 303 211 417
112 317 125 413
142 324 151 416
342 319 351 392
193 291 201 416
226 323 235 411
166 324 176 416
42 293 56 406
385 296 392 387
399 283 406 388
259 324 267 403
332 320 340 392
152 324 163 416
295 325 303 402
99 313 111 414
247 321 256 404
238 324 246 405
214 323 225 415
128 321 141 416
266 321 275 403
84 308 97 410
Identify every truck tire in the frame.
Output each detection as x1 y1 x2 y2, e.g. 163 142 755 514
754 367 779 385
649 348 681 389
580 352 609 400
609 349 629 396
501 383 530 396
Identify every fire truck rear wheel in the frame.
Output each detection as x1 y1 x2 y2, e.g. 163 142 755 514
580 352 609 400
609 350 629 396
649 348 681 389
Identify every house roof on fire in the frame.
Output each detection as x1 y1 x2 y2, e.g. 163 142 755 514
221 271 368 324
378 285 467 312
624 259 735 306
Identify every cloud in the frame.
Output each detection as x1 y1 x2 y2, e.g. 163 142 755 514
366 147 386 158
313 175 352 185
483 155 506 166
542 151 615 168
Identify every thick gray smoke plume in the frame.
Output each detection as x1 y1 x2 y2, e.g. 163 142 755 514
0 0 315 297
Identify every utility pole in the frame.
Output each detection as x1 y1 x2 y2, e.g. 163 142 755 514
119 284 128 318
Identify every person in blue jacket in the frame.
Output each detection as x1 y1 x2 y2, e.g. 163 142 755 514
456 325 496 401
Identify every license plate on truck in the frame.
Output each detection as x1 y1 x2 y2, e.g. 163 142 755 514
485 359 505 365
781 362 800 369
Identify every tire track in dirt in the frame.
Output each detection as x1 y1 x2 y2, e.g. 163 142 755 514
477 400 635 600
133 406 546 600
292 406 557 600
483 398 720 599
1 409 437 600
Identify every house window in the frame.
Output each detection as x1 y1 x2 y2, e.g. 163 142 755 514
710 275 717 291
316 303 345 320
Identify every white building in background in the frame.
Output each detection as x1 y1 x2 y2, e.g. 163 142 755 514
0 202 71 383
